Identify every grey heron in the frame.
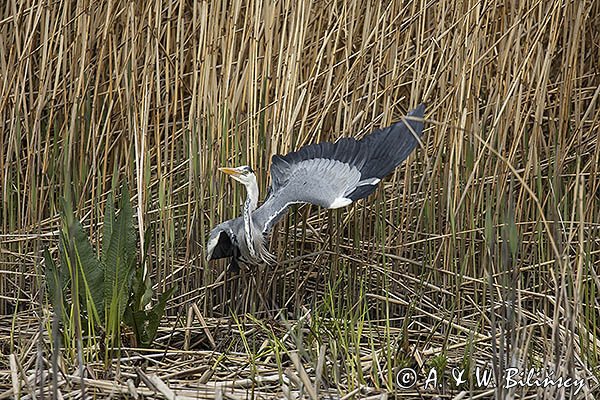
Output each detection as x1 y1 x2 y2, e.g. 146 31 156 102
207 104 425 270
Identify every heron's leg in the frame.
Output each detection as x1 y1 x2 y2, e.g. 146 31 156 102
228 257 240 272
228 248 241 273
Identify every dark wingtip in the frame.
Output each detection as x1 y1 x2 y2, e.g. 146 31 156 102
404 103 426 139
408 103 425 118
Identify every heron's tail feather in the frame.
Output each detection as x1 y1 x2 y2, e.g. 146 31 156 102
253 230 276 264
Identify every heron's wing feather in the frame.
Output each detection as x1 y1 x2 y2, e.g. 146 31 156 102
206 218 240 260
254 104 425 234
206 229 232 260
253 158 361 234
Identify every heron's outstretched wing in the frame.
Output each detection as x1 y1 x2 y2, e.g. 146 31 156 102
252 104 425 234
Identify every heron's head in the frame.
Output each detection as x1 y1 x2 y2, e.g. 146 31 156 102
219 165 256 186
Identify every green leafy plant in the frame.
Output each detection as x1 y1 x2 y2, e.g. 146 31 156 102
124 231 177 347
44 186 176 356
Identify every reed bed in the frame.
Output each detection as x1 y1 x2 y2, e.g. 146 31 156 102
1 0 599 398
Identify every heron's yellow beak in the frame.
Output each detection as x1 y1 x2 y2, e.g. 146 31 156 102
218 167 241 177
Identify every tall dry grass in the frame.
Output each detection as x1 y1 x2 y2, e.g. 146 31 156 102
1 0 599 398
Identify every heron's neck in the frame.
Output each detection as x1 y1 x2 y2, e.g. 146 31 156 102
243 180 259 258
244 180 259 213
